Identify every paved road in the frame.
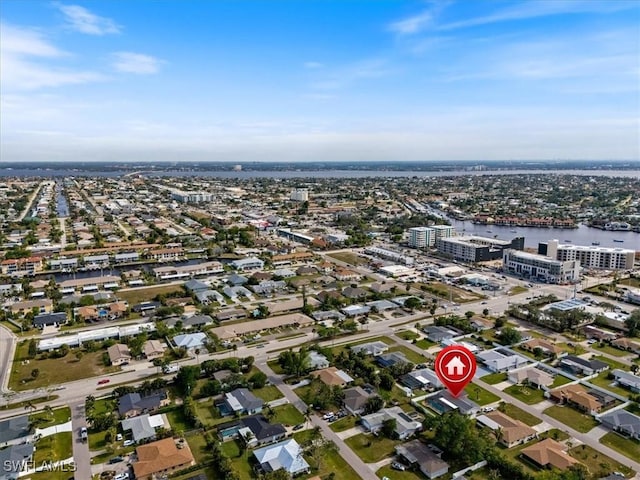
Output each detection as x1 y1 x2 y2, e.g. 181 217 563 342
17 180 48 221
257 362 379 480
0 324 17 394
70 399 92 480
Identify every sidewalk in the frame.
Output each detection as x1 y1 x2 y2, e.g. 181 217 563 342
35 420 73 438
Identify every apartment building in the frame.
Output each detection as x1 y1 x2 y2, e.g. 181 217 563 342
408 227 435 248
1 257 44 276
290 188 309 202
539 240 635 270
436 236 524 262
171 190 214 203
503 249 580 284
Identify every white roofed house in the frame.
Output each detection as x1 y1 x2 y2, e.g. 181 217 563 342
253 439 310 476
611 369 640 393
230 257 264 271
361 406 422 440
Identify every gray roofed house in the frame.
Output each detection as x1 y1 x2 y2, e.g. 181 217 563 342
184 279 209 292
599 410 640 439
476 349 529 372
167 315 214 329
427 391 479 416
240 415 287 444
365 299 398 311
121 414 166 443
0 443 34 480
308 351 330 370
342 387 371 415
423 326 456 342
396 440 449 479
227 274 249 286
195 289 225 304
342 286 368 299
560 355 609 376
216 309 247 322
376 351 410 368
0 415 30 446
402 368 443 391
173 332 207 349
312 310 345 322
221 388 264 416
32 312 67 328
350 341 389 356
118 391 169 418
250 280 287 296
361 407 422 440
611 369 640 392
223 285 253 300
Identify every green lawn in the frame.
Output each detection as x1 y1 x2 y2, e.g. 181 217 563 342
9 341 119 391
116 284 184 305
503 384 546 405
172 467 216 480
377 465 424 480
88 429 108 451
194 401 222 427
270 404 304 426
33 432 73 464
415 339 436 350
600 431 640 462
498 403 542 426
224 440 255 480
551 375 572 388
2 395 59 411
344 433 401 463
30 406 71 426
593 355 628 370
330 415 357 432
464 383 500 406
590 371 632 398
396 330 420 341
591 343 631 357
165 407 192 433
326 252 368 266
186 432 212 463
388 345 429 364
91 397 116 415
252 385 284 402
569 444 635 478
267 359 286 375
347 336 396 347
543 405 598 433
481 372 507 385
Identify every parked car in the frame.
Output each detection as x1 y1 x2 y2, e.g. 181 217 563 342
80 427 88 442
114 473 129 480
98 379 110 385
116 434 123 441
391 462 406 471
292 424 304 431
322 412 335 420
123 440 134 447
108 457 124 464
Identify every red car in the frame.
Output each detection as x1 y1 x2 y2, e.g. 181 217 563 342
97 379 110 385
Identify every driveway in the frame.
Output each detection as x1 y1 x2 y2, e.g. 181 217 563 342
70 400 92 480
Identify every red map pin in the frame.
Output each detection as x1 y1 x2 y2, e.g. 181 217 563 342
434 345 477 397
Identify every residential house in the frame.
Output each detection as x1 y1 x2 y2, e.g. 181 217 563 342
0 444 34 480
401 368 444 391
476 349 529 373
108 344 132 366
507 367 554 389
250 280 287 296
167 315 214 330
32 312 67 329
143 340 166 360
219 388 264 416
395 440 449 479
0 415 30 447
308 351 330 370
173 332 207 350
183 279 209 293
148 248 184 262
560 355 609 376
311 367 354 387
132 301 161 315
9 299 52 316
334 268 361 282
376 351 410 368
521 438 579 470
342 387 371 415
521 338 564 357
237 416 287 446
121 414 167 443
612 338 640 355
253 439 310 476
195 289 225 304
423 326 456 343
361 407 422 440
132 438 195 480
611 369 640 393
227 274 249 286
476 411 537 448
582 326 619 342
342 286 368 299
548 384 602 414
350 341 389 356
118 391 169 418
216 309 247 322
599 409 640 440
1 256 44 276
230 257 264 271
426 391 479 416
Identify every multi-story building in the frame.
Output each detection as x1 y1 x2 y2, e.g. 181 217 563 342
0 257 44 276
538 240 635 270
503 249 580 284
431 225 455 240
408 227 435 248
171 190 214 203
436 236 524 262
290 188 309 202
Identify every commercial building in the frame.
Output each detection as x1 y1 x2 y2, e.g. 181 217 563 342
502 250 580 284
436 236 524 262
539 240 635 270
289 188 309 202
171 190 214 203
408 227 435 248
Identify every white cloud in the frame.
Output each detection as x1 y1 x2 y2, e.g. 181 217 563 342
310 58 393 91
388 0 451 35
112 52 163 74
0 23 106 90
304 61 324 69
56 3 121 35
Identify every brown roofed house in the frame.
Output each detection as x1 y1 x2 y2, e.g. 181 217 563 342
108 344 132 366
133 438 195 480
521 338 563 356
483 411 537 448
549 384 602 414
311 367 354 387
143 340 166 360
521 438 579 470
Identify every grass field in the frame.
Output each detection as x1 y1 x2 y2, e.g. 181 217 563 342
9 341 119 391
33 432 73 464
590 372 632 398
387 345 429 364
464 383 500 406
345 433 401 463
165 407 193 433
376 465 424 480
569 444 634 478
481 372 507 385
330 415 357 432
593 355 627 370
396 330 420 341
326 252 368 266
271 404 304 426
498 403 542 426
30 406 71 427
551 375 572 388
503 384 545 404
252 385 284 402
267 359 286 375
543 405 598 433
116 284 184 305
600 431 640 462
415 338 436 350
186 432 211 464
1 395 59 411
508 286 528 295
591 343 631 357
173 467 216 480
416 281 485 303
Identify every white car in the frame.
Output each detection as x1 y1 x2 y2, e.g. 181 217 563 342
322 412 335 420
114 474 129 480
123 440 134 447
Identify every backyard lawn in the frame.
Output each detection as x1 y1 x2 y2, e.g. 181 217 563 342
376 465 424 480
464 383 500 406
267 359 285 375
165 407 192 433
271 404 305 426
10 341 119 391
415 339 436 350
33 432 73 464
600 431 640 462
252 385 284 402
551 375 572 388
116 284 184 305
345 433 401 463
503 384 545 405
543 405 598 433
481 372 507 385
186 432 212 464
590 372 632 398
388 345 429 364
569 444 634 478
498 403 542 426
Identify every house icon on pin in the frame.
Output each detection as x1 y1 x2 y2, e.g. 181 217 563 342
445 355 465 376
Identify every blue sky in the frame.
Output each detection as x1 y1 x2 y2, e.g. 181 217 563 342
1 0 638 162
